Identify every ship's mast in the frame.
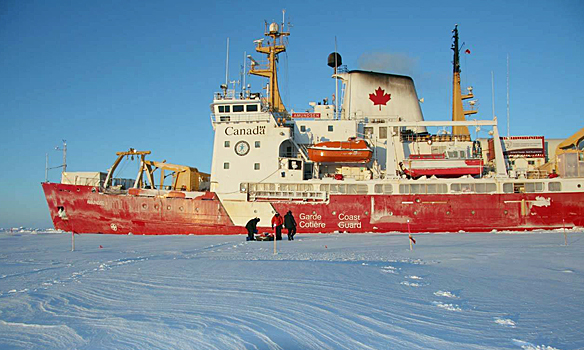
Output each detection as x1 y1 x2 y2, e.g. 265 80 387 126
249 19 289 115
451 25 475 136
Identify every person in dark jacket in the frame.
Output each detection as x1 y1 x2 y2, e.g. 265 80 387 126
284 210 297 240
245 217 260 241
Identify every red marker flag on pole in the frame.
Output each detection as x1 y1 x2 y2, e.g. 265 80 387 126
409 235 416 244
465 49 471 54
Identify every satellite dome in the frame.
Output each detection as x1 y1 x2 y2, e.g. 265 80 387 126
269 22 279 34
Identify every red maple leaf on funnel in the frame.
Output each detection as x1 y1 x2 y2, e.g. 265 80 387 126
369 87 391 111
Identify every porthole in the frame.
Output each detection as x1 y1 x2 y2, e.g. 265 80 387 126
413 211 418 215
389 212 393 216
195 207 199 212
471 210 475 215
92 188 97 193
446 211 451 215
504 210 508 215
415 198 421 203
179 206 184 212
364 211 369 216
332 211 336 215
313 210 316 214
154 204 159 210
167 206 171 210
578 184 582 188
142 203 147 209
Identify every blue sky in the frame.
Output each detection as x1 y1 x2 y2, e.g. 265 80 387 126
1 0 582 228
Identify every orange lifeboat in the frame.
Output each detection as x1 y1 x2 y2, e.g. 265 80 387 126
308 138 372 163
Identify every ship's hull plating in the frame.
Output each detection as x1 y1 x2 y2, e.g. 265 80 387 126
43 182 583 234
42 183 241 235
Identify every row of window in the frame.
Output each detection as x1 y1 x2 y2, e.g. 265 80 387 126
502 182 562 193
296 125 394 137
217 104 259 113
299 125 334 132
240 181 563 194
364 126 388 139
296 125 393 137
508 160 538 166
249 183 315 192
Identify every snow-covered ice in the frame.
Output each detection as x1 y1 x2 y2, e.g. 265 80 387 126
0 231 583 349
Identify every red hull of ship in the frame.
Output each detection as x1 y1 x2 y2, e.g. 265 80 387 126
43 182 583 234
42 182 243 235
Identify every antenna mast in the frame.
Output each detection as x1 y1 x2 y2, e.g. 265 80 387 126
335 37 339 120
507 54 510 138
55 140 67 174
242 51 247 96
225 38 230 87
249 12 290 114
47 140 67 182
451 25 474 136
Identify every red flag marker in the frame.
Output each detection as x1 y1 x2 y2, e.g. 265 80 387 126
99 245 103 249
465 49 471 54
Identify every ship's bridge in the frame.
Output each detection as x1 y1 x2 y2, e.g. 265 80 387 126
210 89 271 125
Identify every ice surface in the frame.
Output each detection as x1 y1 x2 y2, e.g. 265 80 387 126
0 231 583 349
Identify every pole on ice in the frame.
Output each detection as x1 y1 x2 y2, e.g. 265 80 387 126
71 232 75 251
273 232 277 255
407 220 414 251
563 219 568 246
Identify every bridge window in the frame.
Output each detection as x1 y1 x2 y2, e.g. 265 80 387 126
246 104 258 112
218 105 230 113
328 125 334 132
233 105 244 112
549 182 561 191
255 141 261 148
300 125 306 132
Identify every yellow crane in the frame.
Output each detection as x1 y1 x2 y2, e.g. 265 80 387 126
104 149 209 191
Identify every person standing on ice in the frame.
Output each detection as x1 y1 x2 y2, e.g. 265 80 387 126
284 210 297 240
271 212 284 240
245 217 260 241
